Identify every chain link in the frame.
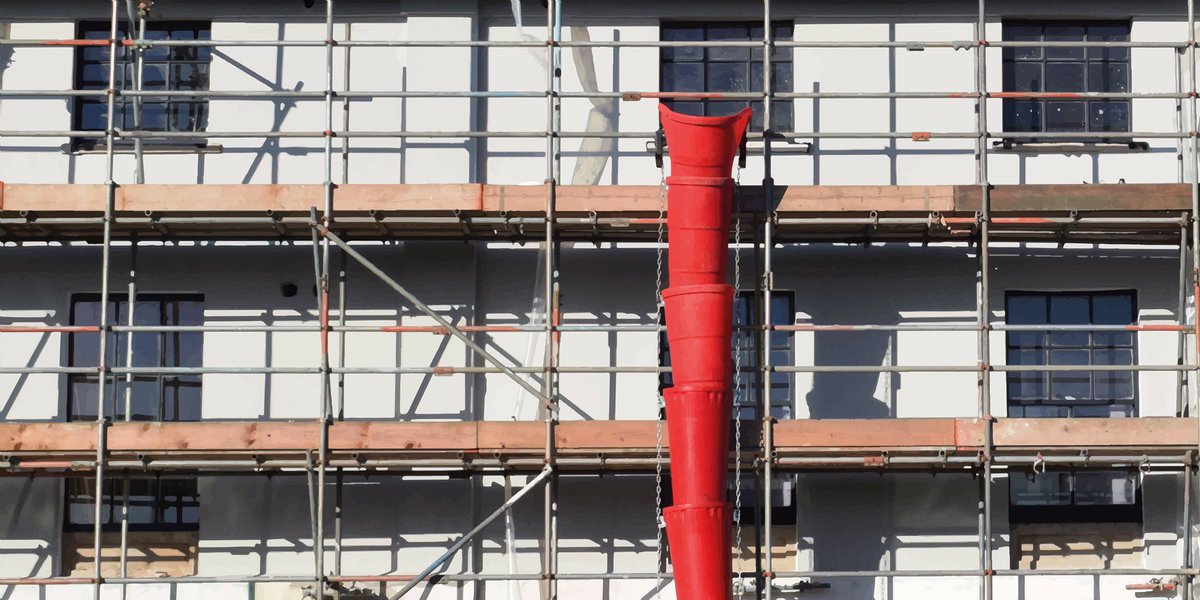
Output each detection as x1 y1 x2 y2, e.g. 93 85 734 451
732 164 747 597
653 169 667 599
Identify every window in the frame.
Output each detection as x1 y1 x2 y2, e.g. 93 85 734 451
69 294 203 422
1005 291 1140 525
62 477 199 577
65 477 199 532
74 21 211 146
659 291 796 525
1005 291 1136 418
1002 21 1131 140
660 21 794 132
64 294 203 575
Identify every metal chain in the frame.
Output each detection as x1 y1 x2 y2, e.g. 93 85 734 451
732 164 747 597
653 169 667 598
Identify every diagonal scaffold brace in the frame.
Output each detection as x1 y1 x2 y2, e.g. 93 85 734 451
310 217 556 410
388 465 555 599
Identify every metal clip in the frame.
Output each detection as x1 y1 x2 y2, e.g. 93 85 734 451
1032 452 1046 475
654 127 665 169
738 131 748 169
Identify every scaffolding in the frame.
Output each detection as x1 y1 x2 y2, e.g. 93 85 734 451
1 0 1200 599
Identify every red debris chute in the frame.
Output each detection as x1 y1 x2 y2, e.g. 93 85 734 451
659 103 751 600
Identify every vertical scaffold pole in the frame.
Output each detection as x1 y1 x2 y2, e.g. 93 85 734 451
974 2 994 600
1188 0 1200 593
542 0 561 599
92 1 121 597
1180 222 1190 417
314 0 337 596
118 237 136 600
760 0 776 598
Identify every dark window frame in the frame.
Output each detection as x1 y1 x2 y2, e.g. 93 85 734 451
67 293 204 423
658 290 796 525
659 20 794 132
1001 20 1132 144
64 476 199 533
1004 290 1138 417
73 20 212 150
1004 289 1142 524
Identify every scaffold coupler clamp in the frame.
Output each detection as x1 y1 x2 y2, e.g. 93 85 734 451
1032 452 1046 476
654 127 665 169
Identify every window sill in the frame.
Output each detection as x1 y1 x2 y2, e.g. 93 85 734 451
993 140 1150 153
62 143 223 156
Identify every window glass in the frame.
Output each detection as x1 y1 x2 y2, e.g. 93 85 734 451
1006 291 1136 416
660 21 794 131
69 294 204 422
1002 21 1131 138
74 21 211 139
1006 291 1141 523
65 477 199 532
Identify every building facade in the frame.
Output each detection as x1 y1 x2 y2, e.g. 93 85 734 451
0 1 1198 599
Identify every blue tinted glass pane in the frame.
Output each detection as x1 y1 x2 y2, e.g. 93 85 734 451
80 102 108 130
1009 296 1048 324
750 62 793 93
1088 62 1129 93
1043 100 1085 132
197 29 212 61
708 100 747 118
662 63 703 93
1089 101 1130 133
1050 349 1091 401
123 479 157 524
1093 348 1134 400
662 25 703 62
1022 405 1070 417
174 64 207 91
1087 23 1130 61
707 62 749 93
1044 24 1085 60
708 25 750 62
141 29 169 61
71 380 99 421
141 63 168 90
1073 403 1134 418
1010 473 1071 505
1045 100 1086 132
669 100 703 117
81 64 109 87
1045 63 1085 92
1003 23 1043 60
1093 293 1134 345
1007 100 1041 132
1007 62 1042 92
770 101 792 131
1074 472 1136 505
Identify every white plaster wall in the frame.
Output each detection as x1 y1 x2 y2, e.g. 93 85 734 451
0 1 1193 185
0 241 1191 600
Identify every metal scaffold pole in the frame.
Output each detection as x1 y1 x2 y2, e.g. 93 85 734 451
1190 0 1200 595
313 0 337 596
91 1 122 597
975 2 994 600
543 0 562 599
760 1 776 598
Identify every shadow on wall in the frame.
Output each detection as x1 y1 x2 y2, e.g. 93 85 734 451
799 473 985 600
786 245 977 420
0 478 58 597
